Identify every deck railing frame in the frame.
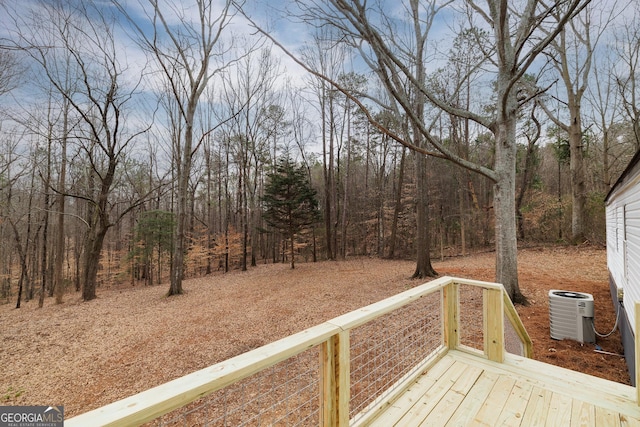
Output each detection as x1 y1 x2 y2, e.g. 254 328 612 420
66 276 533 427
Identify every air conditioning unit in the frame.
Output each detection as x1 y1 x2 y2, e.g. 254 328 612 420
549 290 595 343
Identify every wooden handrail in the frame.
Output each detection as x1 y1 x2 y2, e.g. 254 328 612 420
66 322 340 426
66 276 530 427
325 276 452 331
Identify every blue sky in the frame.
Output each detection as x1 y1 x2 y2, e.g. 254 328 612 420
0 0 634 152
0 0 469 99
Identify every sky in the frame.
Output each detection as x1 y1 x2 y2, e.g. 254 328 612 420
0 0 636 156
0 0 530 106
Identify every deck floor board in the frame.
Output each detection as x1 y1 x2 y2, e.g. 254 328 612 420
496 380 533 426
365 350 640 427
520 386 552 426
367 356 457 426
395 361 468 426
442 370 500 426
418 365 484 427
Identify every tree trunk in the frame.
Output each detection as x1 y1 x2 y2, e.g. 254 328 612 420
239 158 248 272
388 147 406 258
82 226 109 301
40 173 50 308
74 228 81 292
412 151 437 279
322 88 334 260
205 144 213 275
516 138 537 240
340 116 351 259
602 128 611 188
493 111 525 304
54 113 68 304
169 101 197 296
10 220 28 309
490 0 528 305
40 118 53 308
458 173 467 256
170 167 187 295
312 225 317 262
289 233 295 269
82 158 115 302
568 113 586 244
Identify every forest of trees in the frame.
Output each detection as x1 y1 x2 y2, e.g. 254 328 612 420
0 0 638 306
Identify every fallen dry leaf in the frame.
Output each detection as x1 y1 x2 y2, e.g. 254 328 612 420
0 245 627 419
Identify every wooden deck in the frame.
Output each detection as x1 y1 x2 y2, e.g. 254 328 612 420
365 350 640 427
67 277 640 427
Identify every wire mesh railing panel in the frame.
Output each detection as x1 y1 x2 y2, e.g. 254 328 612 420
149 347 321 427
504 313 525 356
348 291 443 422
458 284 484 352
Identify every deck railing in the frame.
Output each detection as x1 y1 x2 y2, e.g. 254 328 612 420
66 276 532 426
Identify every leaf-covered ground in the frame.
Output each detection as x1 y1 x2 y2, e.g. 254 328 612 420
0 245 627 418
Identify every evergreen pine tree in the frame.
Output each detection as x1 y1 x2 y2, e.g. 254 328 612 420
262 157 321 268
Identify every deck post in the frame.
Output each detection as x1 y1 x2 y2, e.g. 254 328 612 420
484 288 505 363
443 281 459 350
320 330 350 426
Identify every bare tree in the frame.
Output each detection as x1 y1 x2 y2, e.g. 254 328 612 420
0 45 24 99
540 3 619 244
587 42 626 189
242 0 588 301
8 0 151 300
53 96 70 304
289 84 320 262
406 0 441 278
220 46 281 270
116 0 241 295
430 27 489 256
0 42 25 257
516 103 542 240
5 79 76 305
615 4 640 148
0 133 29 308
300 29 349 261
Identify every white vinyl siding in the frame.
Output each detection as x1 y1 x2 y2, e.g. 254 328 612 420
607 173 640 335
624 199 640 332
607 204 624 292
